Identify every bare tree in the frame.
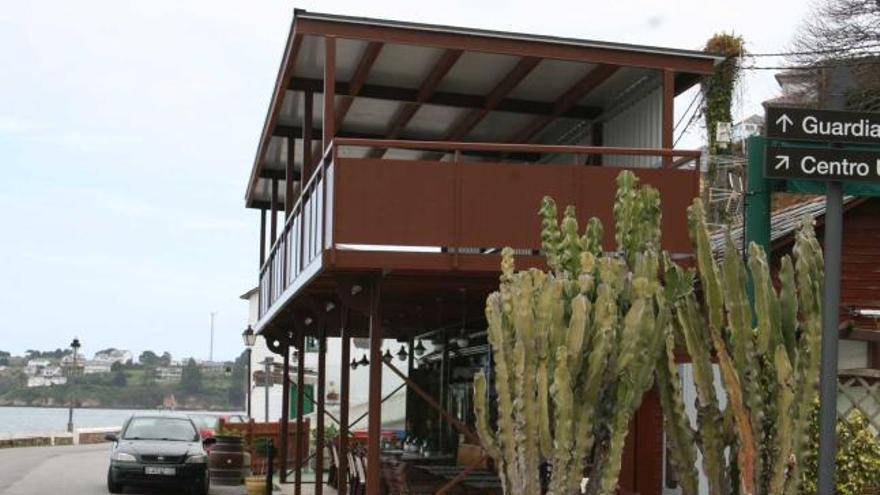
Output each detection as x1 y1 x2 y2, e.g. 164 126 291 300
790 0 880 110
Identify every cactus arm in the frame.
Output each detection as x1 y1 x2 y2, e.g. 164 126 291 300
749 243 782 357
769 346 795 494
485 290 519 489
709 323 757 495
687 199 724 331
547 348 575 495
778 256 799 364
540 197 563 273
677 295 730 494
537 359 553 460
473 371 501 459
656 324 700 495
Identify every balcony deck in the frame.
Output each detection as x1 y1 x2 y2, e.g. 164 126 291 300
255 138 700 338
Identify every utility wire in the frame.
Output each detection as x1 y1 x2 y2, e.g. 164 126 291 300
741 43 880 58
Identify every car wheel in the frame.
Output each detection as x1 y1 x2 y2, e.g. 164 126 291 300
106 469 123 494
191 475 209 495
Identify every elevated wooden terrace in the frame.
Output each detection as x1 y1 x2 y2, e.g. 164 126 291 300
241 10 724 495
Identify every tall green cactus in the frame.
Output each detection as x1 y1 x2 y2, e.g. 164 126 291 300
474 171 668 495
658 198 824 495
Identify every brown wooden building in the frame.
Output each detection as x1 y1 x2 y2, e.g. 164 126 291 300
243 10 724 495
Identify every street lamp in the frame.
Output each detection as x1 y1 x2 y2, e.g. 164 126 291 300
242 326 256 418
67 337 81 433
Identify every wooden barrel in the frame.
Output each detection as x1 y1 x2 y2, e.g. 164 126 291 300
208 435 246 485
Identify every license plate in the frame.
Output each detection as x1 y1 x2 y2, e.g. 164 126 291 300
144 466 176 476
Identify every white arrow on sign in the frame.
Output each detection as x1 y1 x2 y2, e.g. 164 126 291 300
775 113 793 132
775 155 790 170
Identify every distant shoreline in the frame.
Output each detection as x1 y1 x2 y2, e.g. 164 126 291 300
0 404 244 413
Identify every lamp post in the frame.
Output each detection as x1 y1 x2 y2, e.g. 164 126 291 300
67 337 81 433
242 326 256 418
261 357 274 422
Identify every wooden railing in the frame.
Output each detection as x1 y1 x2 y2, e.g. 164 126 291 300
257 139 701 319
259 146 335 317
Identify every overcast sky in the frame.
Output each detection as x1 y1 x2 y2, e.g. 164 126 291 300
0 0 813 361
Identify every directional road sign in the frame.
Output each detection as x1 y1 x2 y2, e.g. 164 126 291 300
765 145 880 182
766 106 880 145
766 107 880 145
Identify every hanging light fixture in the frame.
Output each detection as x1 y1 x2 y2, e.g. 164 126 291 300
397 345 408 361
456 288 470 348
383 349 393 363
359 354 370 367
413 340 426 356
350 358 359 370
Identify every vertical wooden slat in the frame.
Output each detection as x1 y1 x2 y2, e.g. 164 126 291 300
366 282 382 495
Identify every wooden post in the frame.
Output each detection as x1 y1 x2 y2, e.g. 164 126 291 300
315 323 326 494
366 282 382 495
270 178 279 242
280 337 292 483
323 36 336 155
294 328 306 495
259 209 267 267
286 135 296 216
338 309 350 495
302 91 313 187
662 69 675 168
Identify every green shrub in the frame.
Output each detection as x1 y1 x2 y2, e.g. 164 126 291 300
802 401 880 495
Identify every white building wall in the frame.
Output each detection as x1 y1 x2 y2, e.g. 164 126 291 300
602 87 664 169
243 288 407 424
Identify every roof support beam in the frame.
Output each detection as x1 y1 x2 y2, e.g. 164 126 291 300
442 56 541 141
507 64 619 144
288 77 602 120
662 69 675 167
335 41 384 126
323 36 337 154
367 49 464 159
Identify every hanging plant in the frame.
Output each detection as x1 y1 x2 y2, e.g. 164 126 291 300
702 33 745 153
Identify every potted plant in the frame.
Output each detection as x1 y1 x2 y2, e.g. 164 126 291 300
244 437 275 495
309 424 339 471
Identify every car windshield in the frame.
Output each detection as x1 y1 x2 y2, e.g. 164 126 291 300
122 417 198 442
189 415 220 430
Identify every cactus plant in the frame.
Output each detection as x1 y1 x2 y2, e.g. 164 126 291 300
657 199 824 495
474 171 670 495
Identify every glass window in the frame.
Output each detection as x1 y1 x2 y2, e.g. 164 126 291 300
122 417 199 442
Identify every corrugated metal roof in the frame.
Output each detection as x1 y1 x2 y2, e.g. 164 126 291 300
711 196 855 257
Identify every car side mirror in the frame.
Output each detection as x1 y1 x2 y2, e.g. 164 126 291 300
202 437 217 447
104 433 118 442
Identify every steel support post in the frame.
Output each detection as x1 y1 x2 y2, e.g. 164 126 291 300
817 64 852 495
366 282 382 495
315 325 326 495
338 309 350 495
280 337 291 483
295 329 306 495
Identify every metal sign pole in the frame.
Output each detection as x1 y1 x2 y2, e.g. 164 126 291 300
817 179 842 495
817 65 851 495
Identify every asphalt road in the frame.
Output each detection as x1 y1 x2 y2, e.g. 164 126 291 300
0 444 245 495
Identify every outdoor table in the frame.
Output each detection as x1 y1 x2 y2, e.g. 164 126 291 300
397 452 455 464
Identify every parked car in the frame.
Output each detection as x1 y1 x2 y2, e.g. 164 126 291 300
106 413 215 494
188 413 248 439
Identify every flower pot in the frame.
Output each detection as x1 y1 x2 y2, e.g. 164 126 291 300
244 475 266 495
